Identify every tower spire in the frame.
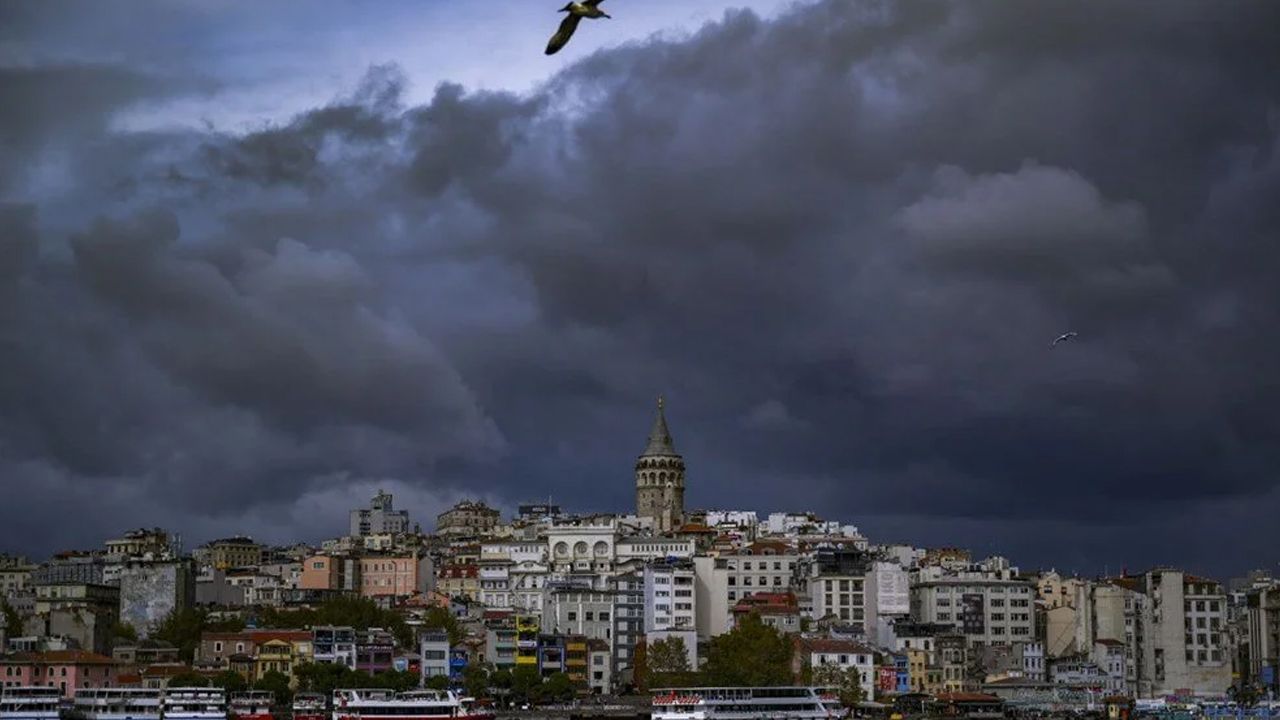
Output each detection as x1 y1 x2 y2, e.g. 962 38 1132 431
643 394 676 456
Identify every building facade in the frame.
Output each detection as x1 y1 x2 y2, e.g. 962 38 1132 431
644 562 696 633
117 558 196 638
694 548 800 639
436 501 501 539
910 566 1036 649
350 491 411 537
203 538 263 571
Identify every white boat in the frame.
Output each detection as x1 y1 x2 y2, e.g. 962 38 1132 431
292 693 327 720
161 689 227 720
228 692 274 720
69 688 164 720
331 689 495 720
651 687 845 720
0 687 62 720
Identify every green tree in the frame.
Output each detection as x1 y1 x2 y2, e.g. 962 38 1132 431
254 670 294 706
462 664 490 699
425 675 451 691
701 614 794 687
260 597 412 650
510 666 542 704
375 670 421 692
168 671 211 688
154 609 209 664
294 662 356 696
420 607 465 647
210 670 248 693
541 673 575 703
488 669 513 706
810 664 865 709
112 622 139 644
207 616 247 633
646 636 693 688
1 600 22 639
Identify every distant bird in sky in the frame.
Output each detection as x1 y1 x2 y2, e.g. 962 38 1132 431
545 0 611 55
1051 331 1078 348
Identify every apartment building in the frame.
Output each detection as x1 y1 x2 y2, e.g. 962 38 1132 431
910 565 1036 649
694 545 800 639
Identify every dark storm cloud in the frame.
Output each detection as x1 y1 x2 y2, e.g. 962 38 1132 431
2 0 1279 577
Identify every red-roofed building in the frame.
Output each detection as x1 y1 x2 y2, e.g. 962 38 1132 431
732 592 801 635
0 650 119 697
793 637 878 700
438 564 480 601
138 662 196 690
744 540 793 556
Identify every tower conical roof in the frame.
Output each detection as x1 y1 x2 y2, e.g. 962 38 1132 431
642 396 678 456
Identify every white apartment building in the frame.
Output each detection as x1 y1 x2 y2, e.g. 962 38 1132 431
541 585 615 644
1125 570 1231 697
812 574 868 628
644 563 696 632
798 638 877 701
865 561 911 644
349 490 410 537
910 565 1036 648
694 548 799 639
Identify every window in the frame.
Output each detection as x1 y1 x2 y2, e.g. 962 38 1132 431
599 612 610 621
568 612 577 621
215 642 223 653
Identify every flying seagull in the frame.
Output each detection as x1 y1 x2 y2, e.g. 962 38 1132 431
546 1 611 56
1050 331 1078 348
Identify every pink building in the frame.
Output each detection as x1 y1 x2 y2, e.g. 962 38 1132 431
301 554 342 590
358 555 432 599
0 650 119 697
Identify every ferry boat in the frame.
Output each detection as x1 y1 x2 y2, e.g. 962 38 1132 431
332 689 495 720
229 692 274 720
161 688 227 720
651 687 845 720
0 687 62 720
292 693 327 720
68 688 163 720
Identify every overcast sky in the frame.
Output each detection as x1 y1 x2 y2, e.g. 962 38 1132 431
2 0 1278 580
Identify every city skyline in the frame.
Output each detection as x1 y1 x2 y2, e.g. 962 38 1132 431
3 0 1280 580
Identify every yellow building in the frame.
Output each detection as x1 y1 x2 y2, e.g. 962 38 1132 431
251 631 313 686
205 537 264 571
515 615 539 667
565 636 588 690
